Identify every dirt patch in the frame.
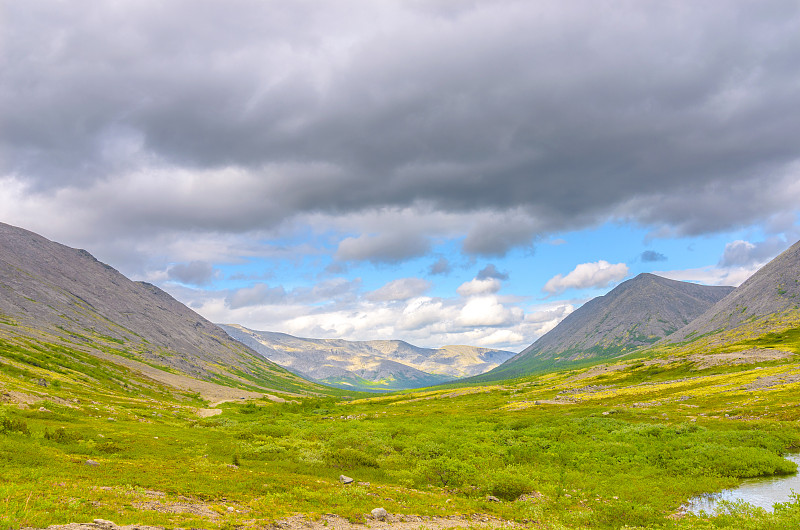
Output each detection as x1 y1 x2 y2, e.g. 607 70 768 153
132 500 219 518
89 350 286 404
688 348 794 369
1 390 44 407
566 363 632 383
195 407 223 417
25 513 521 530
743 371 800 390
265 513 521 529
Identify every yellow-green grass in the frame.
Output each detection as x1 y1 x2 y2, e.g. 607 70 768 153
3 332 800 529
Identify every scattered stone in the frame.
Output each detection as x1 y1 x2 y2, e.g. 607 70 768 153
370 507 388 521
38 406 52 413
357 481 371 486
486 495 501 502
85 460 100 466
227 464 238 469
92 519 117 528
37 378 49 387
339 475 354 484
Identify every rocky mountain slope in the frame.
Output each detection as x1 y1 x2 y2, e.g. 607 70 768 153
477 273 734 379
220 324 515 391
664 239 800 348
0 222 324 396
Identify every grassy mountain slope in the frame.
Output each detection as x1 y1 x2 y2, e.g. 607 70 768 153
220 324 513 391
0 222 329 397
475 273 733 381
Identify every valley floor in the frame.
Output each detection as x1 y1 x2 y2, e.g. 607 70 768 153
3 340 800 529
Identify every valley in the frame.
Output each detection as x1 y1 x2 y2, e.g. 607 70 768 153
2 224 800 529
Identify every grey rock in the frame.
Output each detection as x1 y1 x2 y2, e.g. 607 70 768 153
339 475 354 484
85 460 100 466
487 495 501 502
92 520 117 529
370 507 388 520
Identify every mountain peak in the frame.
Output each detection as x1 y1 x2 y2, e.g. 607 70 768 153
479 273 734 379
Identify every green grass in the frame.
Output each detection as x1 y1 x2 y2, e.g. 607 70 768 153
3 329 800 528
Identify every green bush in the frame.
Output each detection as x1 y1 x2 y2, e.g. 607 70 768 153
0 417 30 436
43 427 83 443
326 447 379 469
487 468 533 501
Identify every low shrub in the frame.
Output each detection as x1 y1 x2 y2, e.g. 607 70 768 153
0 417 30 436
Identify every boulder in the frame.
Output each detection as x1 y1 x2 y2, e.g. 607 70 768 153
339 475 354 484
370 507 388 521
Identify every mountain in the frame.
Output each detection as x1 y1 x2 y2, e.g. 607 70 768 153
219 324 515 391
665 239 800 348
0 222 325 398
477 273 734 379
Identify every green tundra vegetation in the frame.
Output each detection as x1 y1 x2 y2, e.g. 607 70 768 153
2 328 800 530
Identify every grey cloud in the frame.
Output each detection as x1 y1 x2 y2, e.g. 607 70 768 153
3 1 800 252
476 264 509 281
641 251 667 263
719 237 791 267
226 283 287 309
167 261 217 286
335 232 430 264
428 257 451 276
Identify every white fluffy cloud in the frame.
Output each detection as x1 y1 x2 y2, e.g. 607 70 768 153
456 277 502 297
366 277 431 302
543 260 629 294
457 296 522 328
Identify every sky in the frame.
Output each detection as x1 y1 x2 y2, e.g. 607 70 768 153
2 0 800 352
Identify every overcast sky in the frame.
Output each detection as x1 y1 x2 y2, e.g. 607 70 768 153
2 0 799 351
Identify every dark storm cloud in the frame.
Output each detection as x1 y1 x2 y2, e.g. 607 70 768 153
3 0 800 253
640 251 667 263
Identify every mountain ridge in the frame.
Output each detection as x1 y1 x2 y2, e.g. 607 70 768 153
220 324 515 391
664 239 800 349
474 273 734 380
0 221 325 397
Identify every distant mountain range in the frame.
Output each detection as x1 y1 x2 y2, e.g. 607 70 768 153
0 222 323 397
219 324 515 391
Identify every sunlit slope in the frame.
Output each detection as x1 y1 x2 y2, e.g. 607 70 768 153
0 222 329 396
220 324 513 391
473 273 733 381
663 238 800 353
